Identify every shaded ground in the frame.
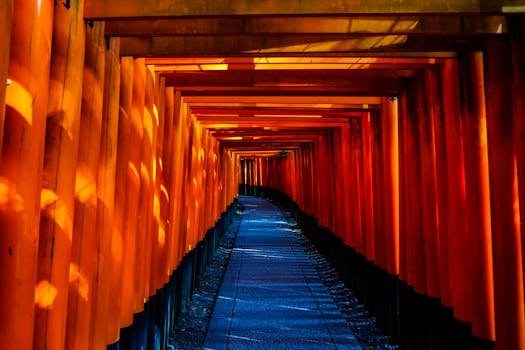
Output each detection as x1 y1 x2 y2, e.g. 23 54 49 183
170 196 396 350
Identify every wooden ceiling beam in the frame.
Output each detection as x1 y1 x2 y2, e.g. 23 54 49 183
162 68 415 79
145 57 437 65
183 95 382 104
106 15 508 36
191 107 364 117
119 34 482 56
84 0 507 19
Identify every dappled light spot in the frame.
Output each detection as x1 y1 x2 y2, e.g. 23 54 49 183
127 162 140 188
160 184 169 202
153 193 161 223
75 164 97 205
158 225 166 247
69 263 89 301
140 162 151 185
35 280 58 309
153 104 159 124
53 200 73 237
0 177 24 213
40 189 58 209
143 110 154 143
5 79 33 125
111 230 124 262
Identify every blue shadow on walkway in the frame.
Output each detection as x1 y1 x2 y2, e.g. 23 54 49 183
204 196 361 350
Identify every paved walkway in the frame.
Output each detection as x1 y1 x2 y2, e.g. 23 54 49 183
204 196 362 350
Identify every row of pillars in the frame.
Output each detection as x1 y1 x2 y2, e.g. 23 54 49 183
241 33 525 350
0 1 240 349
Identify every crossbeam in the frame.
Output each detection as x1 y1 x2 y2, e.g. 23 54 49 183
84 0 509 19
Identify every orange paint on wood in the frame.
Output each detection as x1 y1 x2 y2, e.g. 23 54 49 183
66 21 105 350
34 1 86 348
457 51 495 338
0 0 13 161
0 0 54 348
381 98 399 275
90 37 121 350
128 58 145 314
399 85 426 293
510 19 525 315
362 113 376 263
485 38 525 349
418 71 441 298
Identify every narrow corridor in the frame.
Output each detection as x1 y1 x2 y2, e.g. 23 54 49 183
204 196 361 349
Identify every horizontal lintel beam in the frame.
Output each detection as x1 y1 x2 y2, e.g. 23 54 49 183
85 0 507 19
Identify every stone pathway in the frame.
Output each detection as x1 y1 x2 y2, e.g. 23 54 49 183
203 196 362 350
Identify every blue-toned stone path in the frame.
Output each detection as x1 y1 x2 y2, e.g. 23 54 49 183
203 196 362 350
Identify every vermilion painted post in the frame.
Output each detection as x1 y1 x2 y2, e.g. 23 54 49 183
90 37 121 350
334 129 346 239
431 60 452 307
485 37 525 349
115 57 139 328
34 0 86 348
402 81 426 294
349 118 364 254
418 71 441 298
456 52 496 338
125 58 145 314
339 122 352 245
313 139 322 223
164 89 179 271
361 113 375 263
135 65 156 300
510 18 525 311
0 1 54 349
381 98 399 275
65 22 105 350
108 56 133 338
149 76 165 293
397 93 409 282
0 0 13 159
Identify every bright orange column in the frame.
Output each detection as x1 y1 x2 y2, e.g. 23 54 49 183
485 38 525 349
90 37 121 350
126 58 145 315
418 71 441 298
107 56 133 342
0 0 54 348
339 123 352 245
361 113 375 263
135 65 156 303
66 22 105 350
437 59 459 309
34 1 86 348
349 118 364 253
0 0 13 157
399 83 426 294
456 52 495 338
510 19 525 311
381 98 399 275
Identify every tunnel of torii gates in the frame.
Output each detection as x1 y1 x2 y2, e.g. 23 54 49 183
1 0 525 350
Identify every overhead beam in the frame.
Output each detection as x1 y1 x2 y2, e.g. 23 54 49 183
146 57 438 65
106 16 508 36
162 69 415 80
119 34 481 56
84 0 505 19
183 95 382 104
191 107 364 117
